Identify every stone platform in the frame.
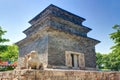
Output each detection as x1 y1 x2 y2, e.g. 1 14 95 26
0 69 120 80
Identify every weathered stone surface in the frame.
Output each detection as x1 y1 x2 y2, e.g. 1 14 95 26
29 4 86 26
17 34 48 68
16 4 100 70
0 70 120 80
47 28 98 68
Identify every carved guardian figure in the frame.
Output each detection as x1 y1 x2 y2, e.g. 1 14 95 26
25 51 44 69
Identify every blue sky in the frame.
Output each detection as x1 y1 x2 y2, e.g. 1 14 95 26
0 0 120 53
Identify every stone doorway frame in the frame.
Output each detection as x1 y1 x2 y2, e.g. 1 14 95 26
65 51 85 69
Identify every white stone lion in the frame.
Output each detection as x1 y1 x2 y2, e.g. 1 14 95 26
25 51 44 69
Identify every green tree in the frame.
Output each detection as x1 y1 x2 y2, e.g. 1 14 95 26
0 44 18 62
0 26 18 71
0 26 9 52
96 52 120 71
109 24 120 71
102 54 111 69
96 53 110 70
108 52 120 71
96 52 103 69
0 26 18 62
96 25 120 71
0 26 9 43
110 24 120 54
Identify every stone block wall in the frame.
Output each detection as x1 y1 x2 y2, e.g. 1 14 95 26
17 35 48 68
48 28 97 68
0 69 120 80
16 4 100 70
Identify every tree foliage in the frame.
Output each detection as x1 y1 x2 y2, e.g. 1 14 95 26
109 52 120 71
96 25 120 71
0 26 9 44
0 26 18 71
96 53 110 70
96 52 120 71
0 26 18 62
0 26 9 52
109 24 120 71
110 24 120 53
0 44 18 62
96 52 103 69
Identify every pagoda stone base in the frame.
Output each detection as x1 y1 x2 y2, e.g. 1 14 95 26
0 69 120 80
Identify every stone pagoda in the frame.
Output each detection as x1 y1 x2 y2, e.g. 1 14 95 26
16 4 100 70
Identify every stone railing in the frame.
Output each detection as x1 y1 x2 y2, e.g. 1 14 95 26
0 69 120 80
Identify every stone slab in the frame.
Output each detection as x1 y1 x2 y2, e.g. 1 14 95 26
0 69 120 80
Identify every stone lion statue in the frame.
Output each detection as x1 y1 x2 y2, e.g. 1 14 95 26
24 51 44 70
